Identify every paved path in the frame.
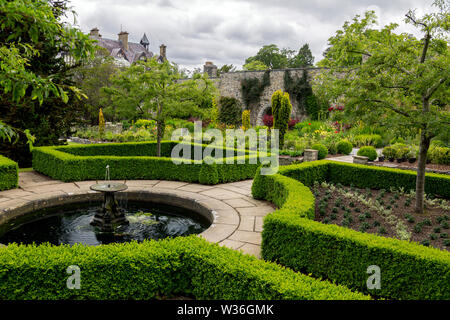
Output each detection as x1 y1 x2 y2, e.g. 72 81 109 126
0 171 276 258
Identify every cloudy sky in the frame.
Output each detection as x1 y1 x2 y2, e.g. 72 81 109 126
66 0 437 71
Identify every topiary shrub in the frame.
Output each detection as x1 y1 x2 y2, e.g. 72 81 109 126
337 140 353 155
272 90 292 147
382 146 396 160
242 110 251 131
357 146 378 161
311 143 328 160
218 97 242 126
428 145 450 165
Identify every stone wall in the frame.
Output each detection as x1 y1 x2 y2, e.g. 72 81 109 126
209 68 324 125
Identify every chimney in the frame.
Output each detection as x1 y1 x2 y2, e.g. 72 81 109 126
203 61 218 78
118 31 129 51
159 44 167 61
90 27 100 38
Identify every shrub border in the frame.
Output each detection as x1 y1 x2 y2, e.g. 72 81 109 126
0 155 18 191
32 141 263 184
0 236 369 300
252 160 450 300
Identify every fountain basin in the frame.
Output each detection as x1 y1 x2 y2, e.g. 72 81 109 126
0 190 217 246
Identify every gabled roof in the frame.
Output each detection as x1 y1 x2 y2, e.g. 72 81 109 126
140 33 150 46
92 36 154 64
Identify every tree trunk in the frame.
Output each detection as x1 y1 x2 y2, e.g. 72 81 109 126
156 119 165 157
415 131 431 213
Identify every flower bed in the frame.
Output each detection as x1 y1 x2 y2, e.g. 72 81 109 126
252 160 450 300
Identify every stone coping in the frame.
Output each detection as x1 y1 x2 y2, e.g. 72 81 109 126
0 172 276 258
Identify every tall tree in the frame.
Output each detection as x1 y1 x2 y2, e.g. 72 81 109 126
314 1 450 213
104 59 217 156
0 0 95 165
288 44 315 67
245 44 288 69
243 60 269 71
217 64 237 76
72 47 119 124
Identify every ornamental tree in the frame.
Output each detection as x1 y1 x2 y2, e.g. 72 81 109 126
314 1 450 213
271 90 292 147
104 59 217 156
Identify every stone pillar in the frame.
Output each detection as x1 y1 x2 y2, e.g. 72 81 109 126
118 31 129 51
203 61 218 78
160 44 167 61
304 149 318 162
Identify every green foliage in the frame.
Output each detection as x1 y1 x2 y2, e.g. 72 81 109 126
252 160 450 300
0 236 369 300
0 0 96 167
284 70 322 119
357 146 378 161
242 60 268 71
32 141 261 184
311 143 328 160
72 47 118 124
271 90 292 147
337 140 353 155
312 3 450 213
0 155 18 191
382 146 397 159
244 43 315 69
242 110 251 131
105 59 217 156
98 108 105 138
198 161 219 185
352 134 383 148
428 145 450 165
241 70 271 108
218 97 242 126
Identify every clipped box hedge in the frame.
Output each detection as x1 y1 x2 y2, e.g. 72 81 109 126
0 155 18 191
0 236 369 300
252 160 450 300
32 141 262 184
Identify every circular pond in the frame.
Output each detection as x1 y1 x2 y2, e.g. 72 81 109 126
0 201 210 246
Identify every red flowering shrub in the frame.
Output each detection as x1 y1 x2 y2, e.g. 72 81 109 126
262 114 273 127
288 119 300 129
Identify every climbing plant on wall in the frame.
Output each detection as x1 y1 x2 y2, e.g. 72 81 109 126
284 70 325 120
241 70 271 109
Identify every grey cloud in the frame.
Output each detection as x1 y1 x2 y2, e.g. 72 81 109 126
68 0 436 70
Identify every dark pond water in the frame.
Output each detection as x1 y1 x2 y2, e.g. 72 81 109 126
0 202 209 246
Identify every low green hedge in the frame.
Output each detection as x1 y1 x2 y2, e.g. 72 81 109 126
0 155 18 191
253 160 450 300
0 236 369 300
32 141 262 184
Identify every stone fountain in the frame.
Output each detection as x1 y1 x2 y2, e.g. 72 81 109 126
90 165 129 232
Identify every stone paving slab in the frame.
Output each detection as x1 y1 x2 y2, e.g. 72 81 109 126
0 171 276 258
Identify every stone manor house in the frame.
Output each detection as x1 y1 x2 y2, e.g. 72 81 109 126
88 27 167 67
